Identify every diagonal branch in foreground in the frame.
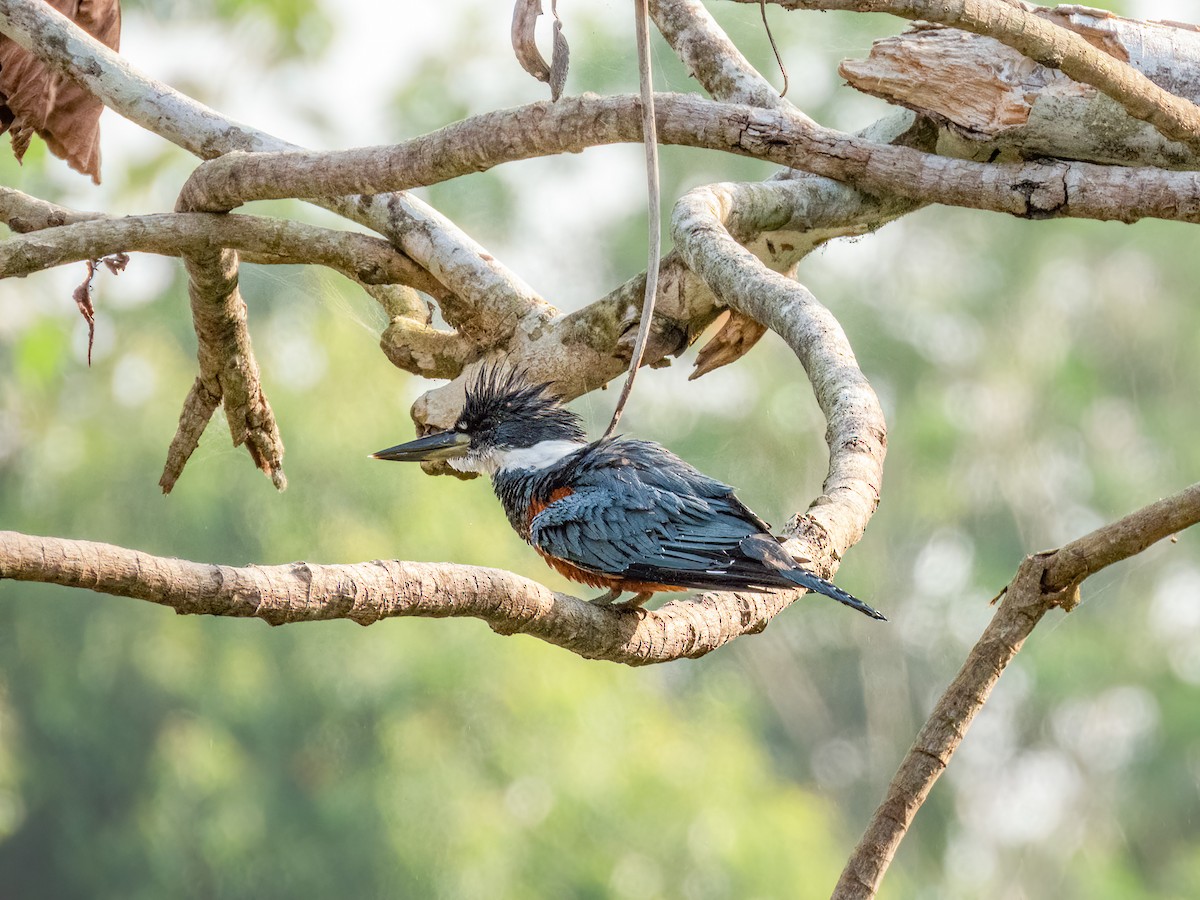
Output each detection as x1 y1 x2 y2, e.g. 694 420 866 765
0 530 872 665
831 481 1200 900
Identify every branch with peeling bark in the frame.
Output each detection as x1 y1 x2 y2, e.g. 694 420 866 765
738 0 1200 153
840 12 1200 169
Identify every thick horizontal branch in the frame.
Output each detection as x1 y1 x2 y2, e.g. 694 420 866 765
177 92 1200 226
832 480 1200 899
0 531 851 666
740 0 1200 153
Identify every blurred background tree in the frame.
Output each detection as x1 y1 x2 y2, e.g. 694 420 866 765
1 1 1198 897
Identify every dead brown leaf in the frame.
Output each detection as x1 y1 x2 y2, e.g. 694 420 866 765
690 310 768 380
72 259 97 365
510 0 568 101
0 0 122 184
73 252 127 365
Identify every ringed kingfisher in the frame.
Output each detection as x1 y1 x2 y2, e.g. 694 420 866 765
372 366 884 620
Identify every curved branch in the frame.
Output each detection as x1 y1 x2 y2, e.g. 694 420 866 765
741 0 1200 154
0 530 870 665
831 482 1200 899
672 181 886 557
409 142 919 431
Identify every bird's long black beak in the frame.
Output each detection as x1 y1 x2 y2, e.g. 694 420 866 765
371 430 470 462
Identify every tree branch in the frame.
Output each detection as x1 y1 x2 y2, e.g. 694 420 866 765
0 0 549 473
651 0 811 117
169 246 284 493
0 530 873 665
0 188 472 381
0 207 440 290
408 140 921 432
673 181 886 556
174 92 1200 227
650 0 818 373
840 13 1200 170
831 481 1200 899
738 0 1200 154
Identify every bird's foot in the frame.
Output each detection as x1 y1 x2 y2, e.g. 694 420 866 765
590 588 623 606
613 591 654 609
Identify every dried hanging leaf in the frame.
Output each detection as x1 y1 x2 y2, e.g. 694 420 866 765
511 0 551 83
72 259 97 365
510 0 569 100
0 0 122 184
72 252 127 366
690 310 768 380
548 0 569 102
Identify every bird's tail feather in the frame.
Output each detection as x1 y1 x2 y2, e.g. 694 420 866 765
738 534 886 620
779 568 887 621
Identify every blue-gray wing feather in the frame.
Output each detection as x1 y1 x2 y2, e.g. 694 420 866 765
527 440 791 590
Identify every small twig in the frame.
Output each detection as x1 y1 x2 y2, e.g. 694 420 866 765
603 0 662 438
759 0 789 97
